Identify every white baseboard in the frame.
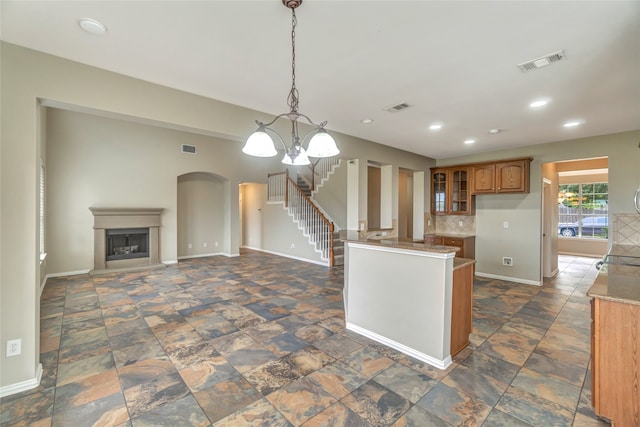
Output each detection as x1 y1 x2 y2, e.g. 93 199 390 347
0 364 42 398
177 252 221 260
241 246 328 267
346 323 452 370
46 269 91 278
543 268 560 279
475 271 542 286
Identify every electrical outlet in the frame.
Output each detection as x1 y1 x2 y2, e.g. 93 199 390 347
427 219 431 226
382 231 387 236
215 242 219 247
6 339 21 357
503 221 509 229
360 223 365 231
290 243 295 250
458 221 464 227
203 242 207 247
502 257 513 266
188 243 192 249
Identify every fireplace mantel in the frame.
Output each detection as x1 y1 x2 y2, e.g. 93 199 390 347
90 207 164 274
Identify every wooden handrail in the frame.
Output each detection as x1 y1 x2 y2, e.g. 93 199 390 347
286 175 335 266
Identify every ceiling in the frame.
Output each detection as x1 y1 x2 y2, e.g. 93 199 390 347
2 1 639 159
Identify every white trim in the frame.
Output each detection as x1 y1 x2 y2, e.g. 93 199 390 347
241 246 328 267
544 268 560 278
0 364 42 398
163 260 178 265
557 251 602 259
475 271 542 286
347 242 455 259
346 323 452 370
45 269 91 278
177 252 224 260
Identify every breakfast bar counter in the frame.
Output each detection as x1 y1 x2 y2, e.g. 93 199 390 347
343 235 474 369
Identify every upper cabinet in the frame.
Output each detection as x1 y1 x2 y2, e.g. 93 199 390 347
431 167 474 215
471 158 531 195
432 158 532 215
496 160 530 193
472 164 495 194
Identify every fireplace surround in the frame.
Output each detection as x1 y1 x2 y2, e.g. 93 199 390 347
90 207 164 274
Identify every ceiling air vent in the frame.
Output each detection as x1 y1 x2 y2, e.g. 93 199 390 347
181 144 197 154
384 102 411 113
518 50 566 72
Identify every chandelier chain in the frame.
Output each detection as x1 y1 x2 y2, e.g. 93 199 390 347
287 8 299 114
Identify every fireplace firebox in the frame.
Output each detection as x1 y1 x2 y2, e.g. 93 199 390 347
106 228 149 261
89 207 164 274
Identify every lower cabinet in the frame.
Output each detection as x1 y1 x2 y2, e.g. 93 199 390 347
425 234 475 259
451 261 474 356
591 297 640 427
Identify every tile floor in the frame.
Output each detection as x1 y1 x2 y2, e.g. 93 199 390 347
0 250 611 426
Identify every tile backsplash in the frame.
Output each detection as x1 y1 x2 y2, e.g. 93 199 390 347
612 213 640 245
435 215 476 235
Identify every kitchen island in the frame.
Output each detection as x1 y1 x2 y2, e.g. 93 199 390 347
343 234 475 370
587 244 640 427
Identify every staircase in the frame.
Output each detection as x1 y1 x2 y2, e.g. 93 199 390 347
267 160 341 266
296 176 312 197
332 231 345 266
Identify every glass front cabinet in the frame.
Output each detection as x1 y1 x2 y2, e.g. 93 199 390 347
431 167 474 215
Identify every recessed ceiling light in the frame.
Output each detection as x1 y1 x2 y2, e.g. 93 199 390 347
360 118 373 124
79 18 107 36
488 128 501 134
464 139 476 145
563 121 581 128
529 99 549 108
429 123 442 131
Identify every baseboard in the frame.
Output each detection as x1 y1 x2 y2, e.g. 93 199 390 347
177 252 223 260
346 323 452 370
475 271 542 286
544 268 560 278
0 364 42 398
241 246 328 267
46 269 91 278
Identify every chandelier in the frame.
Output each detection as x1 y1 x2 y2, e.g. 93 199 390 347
242 0 339 166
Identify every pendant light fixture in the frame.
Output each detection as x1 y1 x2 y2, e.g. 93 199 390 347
242 0 339 166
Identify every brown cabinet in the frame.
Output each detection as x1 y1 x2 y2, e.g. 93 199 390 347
451 261 474 356
471 158 532 194
591 297 640 426
496 160 530 193
430 167 474 215
472 164 495 193
424 234 475 259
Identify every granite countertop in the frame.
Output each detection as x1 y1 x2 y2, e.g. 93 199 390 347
454 257 476 270
425 233 476 239
587 244 640 306
343 230 461 255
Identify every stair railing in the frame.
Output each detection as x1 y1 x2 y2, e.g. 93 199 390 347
286 175 335 266
267 170 335 266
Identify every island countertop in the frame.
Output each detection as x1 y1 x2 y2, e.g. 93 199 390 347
587 244 640 306
342 230 460 255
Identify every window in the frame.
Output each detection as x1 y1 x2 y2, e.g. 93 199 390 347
40 161 46 260
558 183 608 239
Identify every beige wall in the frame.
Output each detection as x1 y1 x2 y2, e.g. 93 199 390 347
177 173 226 259
1 42 433 391
437 130 640 284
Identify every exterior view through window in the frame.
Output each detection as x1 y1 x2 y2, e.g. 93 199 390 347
558 183 608 239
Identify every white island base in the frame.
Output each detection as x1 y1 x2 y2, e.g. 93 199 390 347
344 241 456 370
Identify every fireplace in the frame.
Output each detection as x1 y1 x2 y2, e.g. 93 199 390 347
106 228 149 261
90 207 164 274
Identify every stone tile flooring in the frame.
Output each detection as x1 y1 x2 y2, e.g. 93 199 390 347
0 250 611 426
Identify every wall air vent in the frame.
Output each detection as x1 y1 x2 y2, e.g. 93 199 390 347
181 144 197 154
384 102 411 113
518 50 566 72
